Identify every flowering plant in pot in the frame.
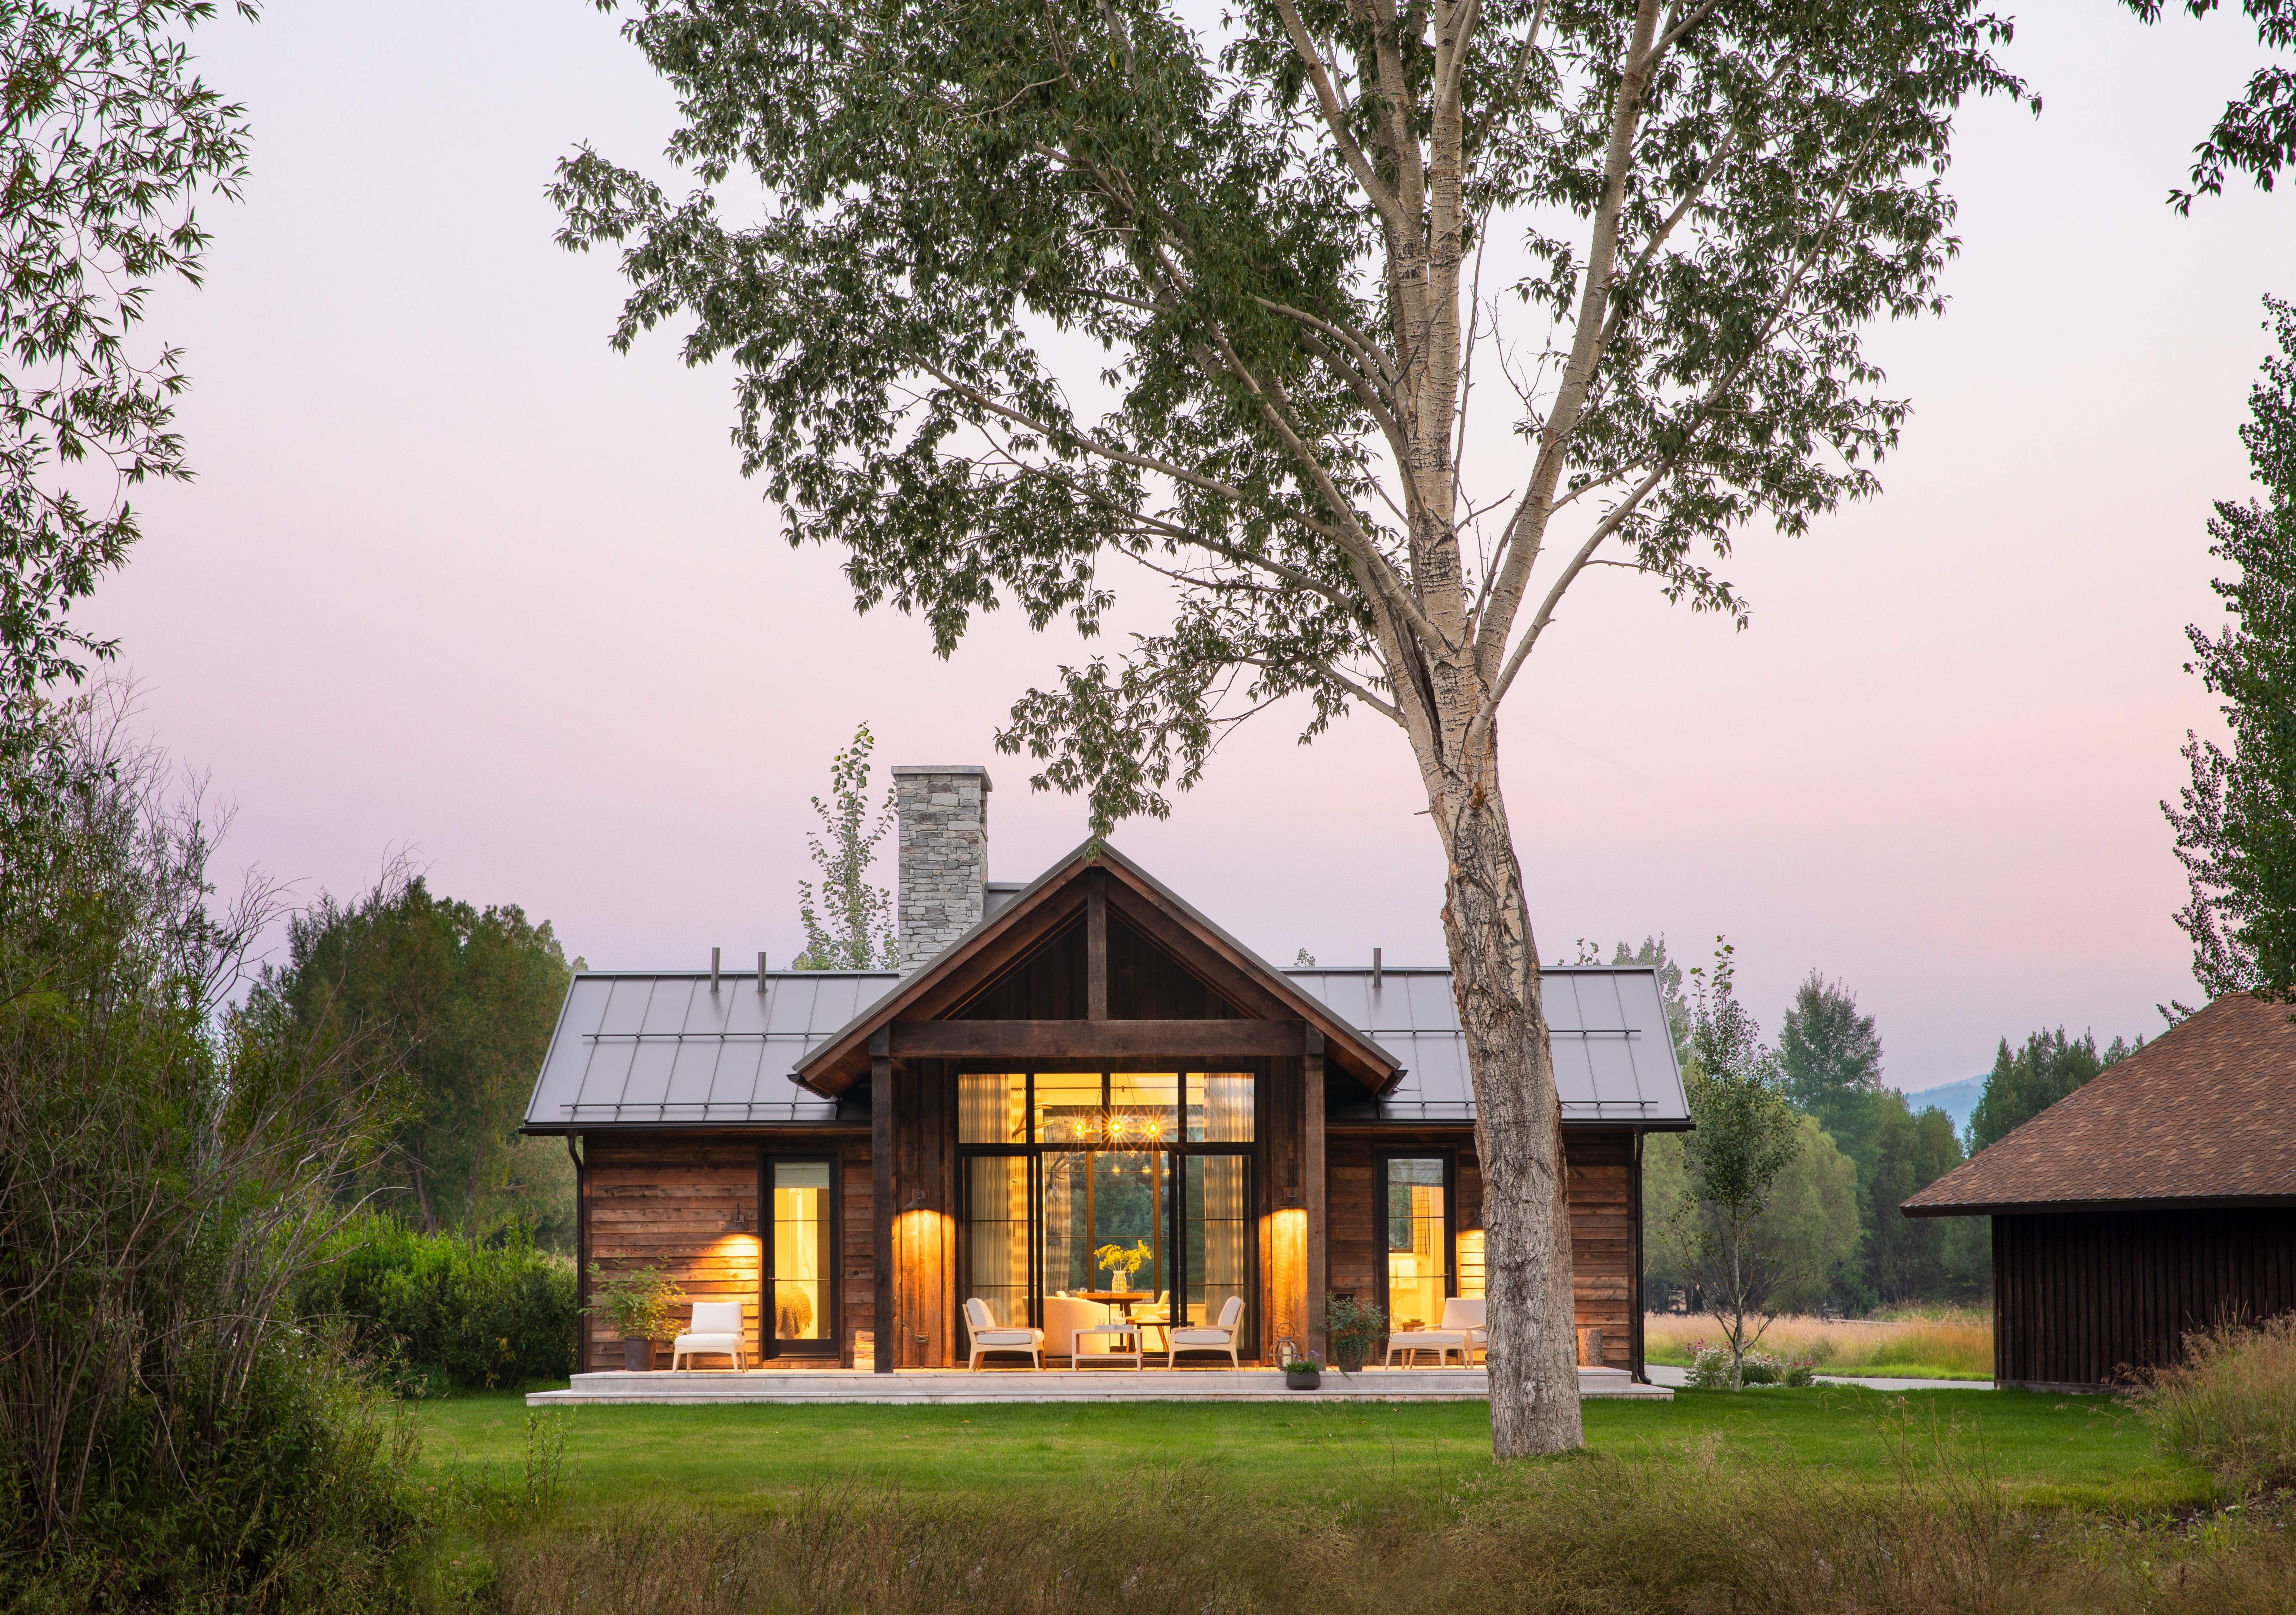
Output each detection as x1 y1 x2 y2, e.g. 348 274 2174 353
1282 1357 1323 1390
585 1262 685 1370
1325 1293 1386 1373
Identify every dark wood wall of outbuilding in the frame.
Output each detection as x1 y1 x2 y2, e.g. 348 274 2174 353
1327 1127 1639 1371
1993 1207 2296 1388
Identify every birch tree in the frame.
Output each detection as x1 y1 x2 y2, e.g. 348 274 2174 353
555 0 2026 1456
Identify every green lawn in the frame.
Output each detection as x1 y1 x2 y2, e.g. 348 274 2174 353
412 1384 2208 1514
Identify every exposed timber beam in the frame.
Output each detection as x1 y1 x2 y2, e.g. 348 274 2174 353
886 1019 1306 1058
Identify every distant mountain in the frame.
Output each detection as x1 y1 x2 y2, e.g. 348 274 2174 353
1899 1074 1987 1136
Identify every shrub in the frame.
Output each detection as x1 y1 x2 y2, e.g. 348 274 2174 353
1324 1293 1386 1371
585 1262 686 1342
0 695 423 1607
2139 1312 2296 1494
1686 1341 1816 1388
297 1215 578 1390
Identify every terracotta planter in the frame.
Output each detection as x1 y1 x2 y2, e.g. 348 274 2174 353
1285 1368 1322 1390
622 1337 654 1372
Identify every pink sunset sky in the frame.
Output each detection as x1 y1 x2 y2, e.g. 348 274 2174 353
86 0 2295 1092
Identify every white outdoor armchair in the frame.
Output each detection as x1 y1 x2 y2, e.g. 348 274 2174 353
1383 1296 1484 1367
964 1296 1044 1370
671 1300 747 1371
1164 1294 1245 1369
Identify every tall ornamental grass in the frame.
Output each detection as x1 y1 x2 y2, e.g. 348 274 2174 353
1646 1310 1994 1378
296 1216 578 1391
2140 1313 2296 1495
474 1414 2295 1615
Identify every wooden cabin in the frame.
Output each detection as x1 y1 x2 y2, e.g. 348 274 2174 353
522 766 1689 1378
1902 992 2296 1390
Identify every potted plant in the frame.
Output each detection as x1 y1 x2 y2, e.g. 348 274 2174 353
1324 1292 1386 1374
586 1262 684 1371
1283 1356 1323 1390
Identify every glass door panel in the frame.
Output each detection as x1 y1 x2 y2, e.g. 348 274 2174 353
1091 1150 1166 1297
1384 1158 1448 1332
1182 1155 1250 1345
770 1160 832 1350
1039 1150 1169 1300
964 1156 1032 1327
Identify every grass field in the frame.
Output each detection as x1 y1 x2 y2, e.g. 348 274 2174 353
1644 1309 1995 1379
403 1386 2296 1614
411 1382 2200 1512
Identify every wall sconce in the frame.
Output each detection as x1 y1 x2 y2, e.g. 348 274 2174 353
726 1204 749 1233
905 1191 927 1211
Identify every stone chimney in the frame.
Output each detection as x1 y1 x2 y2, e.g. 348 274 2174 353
893 765 991 972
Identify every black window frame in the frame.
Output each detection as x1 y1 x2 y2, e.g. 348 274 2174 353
758 1149 842 1360
955 1067 1259 1357
1373 1149 1458 1331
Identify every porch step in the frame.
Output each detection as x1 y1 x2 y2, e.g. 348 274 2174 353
526 1364 1670 1406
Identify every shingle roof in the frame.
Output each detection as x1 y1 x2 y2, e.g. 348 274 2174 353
1902 993 2296 1216
522 963 1690 1132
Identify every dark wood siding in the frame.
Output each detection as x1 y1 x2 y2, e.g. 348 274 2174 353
950 911 1251 1023
1328 1127 1638 1371
890 1059 958 1367
582 1130 870 1371
1994 1207 2296 1387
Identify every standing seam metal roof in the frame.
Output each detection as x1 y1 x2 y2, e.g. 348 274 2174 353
523 964 1688 1131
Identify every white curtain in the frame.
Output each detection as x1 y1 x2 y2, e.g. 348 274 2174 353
965 1156 1029 1326
1204 1073 1253 1141
960 1073 1024 1144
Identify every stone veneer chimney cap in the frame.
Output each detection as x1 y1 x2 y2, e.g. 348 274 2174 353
890 765 992 786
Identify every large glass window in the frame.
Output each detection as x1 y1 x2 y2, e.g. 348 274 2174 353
1187 1072 1254 1142
958 1073 1028 1144
1033 1072 1104 1145
1456 1229 1486 1299
1106 1072 1178 1146
961 1070 1256 1354
770 1159 833 1348
1383 1157 1449 1332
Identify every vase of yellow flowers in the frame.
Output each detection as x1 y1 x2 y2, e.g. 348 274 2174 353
1093 1240 1152 1292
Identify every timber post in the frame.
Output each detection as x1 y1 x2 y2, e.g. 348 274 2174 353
871 1027 893 1373
1304 1027 1326 1361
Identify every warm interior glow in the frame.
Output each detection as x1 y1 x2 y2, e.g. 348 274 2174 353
1385 1162 1448 1332
1456 1230 1486 1299
772 1163 831 1340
